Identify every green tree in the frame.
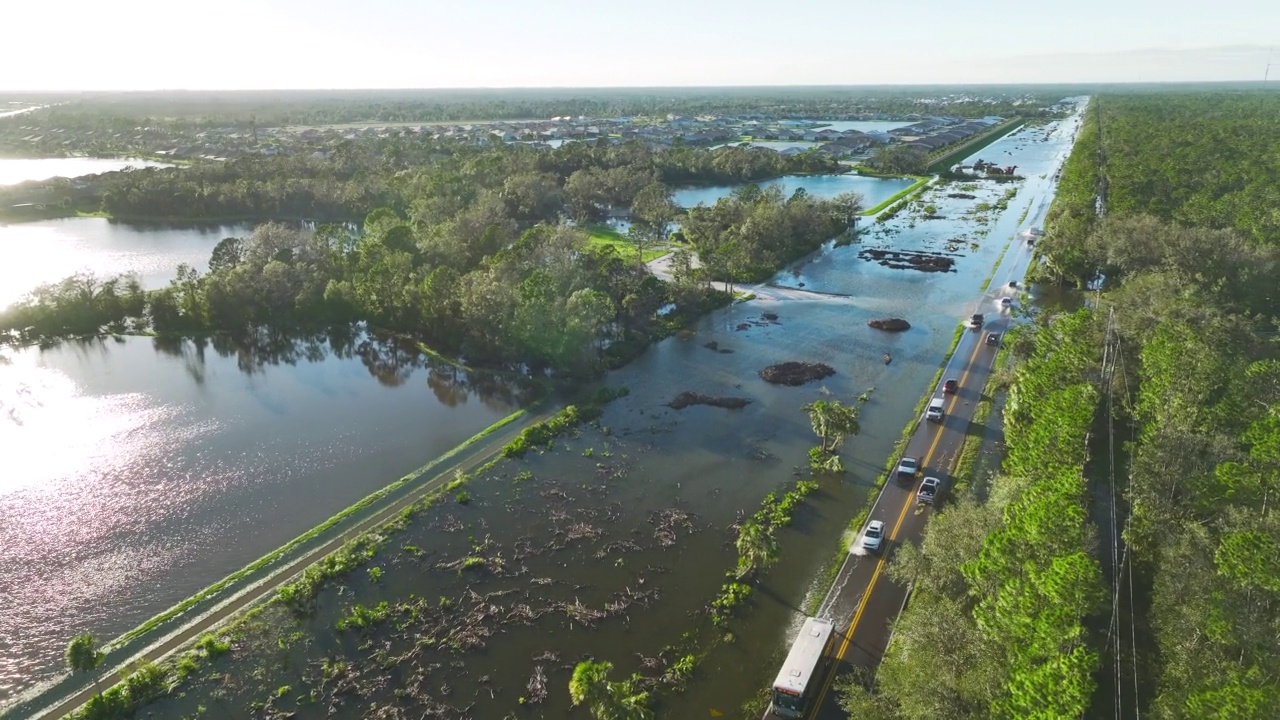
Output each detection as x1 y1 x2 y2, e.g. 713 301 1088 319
628 182 677 266
803 399 860 472
568 660 653 720
66 632 104 675
804 399 860 453
734 519 780 579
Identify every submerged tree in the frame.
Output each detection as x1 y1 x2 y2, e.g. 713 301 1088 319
803 399 861 473
735 519 781 579
568 660 653 720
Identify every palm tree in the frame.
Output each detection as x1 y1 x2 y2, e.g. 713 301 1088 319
735 519 780 579
570 660 614 717
569 660 654 720
804 399 860 453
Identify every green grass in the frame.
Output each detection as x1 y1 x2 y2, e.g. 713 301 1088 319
109 406 530 649
850 164 914 179
952 342 1013 494
860 175 930 217
978 239 1014 292
586 225 670 263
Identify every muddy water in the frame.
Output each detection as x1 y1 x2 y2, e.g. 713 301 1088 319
121 106 1088 720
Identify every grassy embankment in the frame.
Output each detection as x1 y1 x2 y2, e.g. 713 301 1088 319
950 333 1015 494
586 224 672 263
859 175 931 218
109 407 530 650
925 117 1026 173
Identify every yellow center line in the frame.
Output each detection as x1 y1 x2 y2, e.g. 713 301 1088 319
806 330 989 717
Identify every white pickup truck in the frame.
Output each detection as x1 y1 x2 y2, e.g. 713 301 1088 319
917 476 942 505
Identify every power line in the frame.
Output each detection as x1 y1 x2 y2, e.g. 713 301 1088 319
1104 308 1123 720
1115 338 1141 720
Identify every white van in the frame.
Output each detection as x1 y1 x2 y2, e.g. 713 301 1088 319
925 397 945 423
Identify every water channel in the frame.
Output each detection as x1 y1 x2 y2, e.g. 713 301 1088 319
0 219 247 309
0 106 1086 712
673 173 917 210
0 157 172 187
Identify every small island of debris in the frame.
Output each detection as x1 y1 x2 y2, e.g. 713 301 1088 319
758 362 836 387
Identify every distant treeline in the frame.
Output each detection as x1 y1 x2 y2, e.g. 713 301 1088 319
0 87 1083 129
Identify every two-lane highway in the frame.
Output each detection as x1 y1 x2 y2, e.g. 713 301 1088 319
804 219 1044 720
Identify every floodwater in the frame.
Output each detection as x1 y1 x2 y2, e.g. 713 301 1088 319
816 120 912 133
0 157 173 186
0 330 525 700
673 174 917 210
0 218 250 309
120 105 1087 720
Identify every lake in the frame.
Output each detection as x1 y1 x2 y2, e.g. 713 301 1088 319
815 120 912 133
673 173 917 210
0 330 526 699
0 157 173 186
0 218 249 309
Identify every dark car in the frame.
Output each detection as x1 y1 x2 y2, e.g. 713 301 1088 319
986 332 1001 347
970 313 984 328
942 378 958 394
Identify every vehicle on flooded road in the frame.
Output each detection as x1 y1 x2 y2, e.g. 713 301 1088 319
987 331 1002 347
970 313 985 328
926 397 945 423
942 378 958 394
768 617 836 718
917 476 942 505
896 456 920 480
861 520 885 552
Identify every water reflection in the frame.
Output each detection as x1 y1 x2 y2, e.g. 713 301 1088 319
144 326 530 408
0 327 528 699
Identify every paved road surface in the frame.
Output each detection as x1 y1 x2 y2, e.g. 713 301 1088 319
792 191 1055 720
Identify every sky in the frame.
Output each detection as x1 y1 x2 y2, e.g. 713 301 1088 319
1 0 1275 90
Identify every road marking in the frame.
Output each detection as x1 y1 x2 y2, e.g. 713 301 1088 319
806 331 989 717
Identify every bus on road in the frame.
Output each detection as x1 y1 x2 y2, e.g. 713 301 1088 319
767 616 836 718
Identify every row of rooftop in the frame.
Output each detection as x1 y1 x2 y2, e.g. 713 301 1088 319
2 110 1014 163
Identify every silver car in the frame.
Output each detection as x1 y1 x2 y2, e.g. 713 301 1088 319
861 520 885 552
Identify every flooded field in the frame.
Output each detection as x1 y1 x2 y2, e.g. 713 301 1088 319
124 107 1086 719
0 330 526 699
0 157 173 186
673 174 916 210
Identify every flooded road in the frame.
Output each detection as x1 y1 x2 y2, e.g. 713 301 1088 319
116 103 1087 720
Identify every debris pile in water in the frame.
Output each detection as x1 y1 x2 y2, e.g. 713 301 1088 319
758 362 836 386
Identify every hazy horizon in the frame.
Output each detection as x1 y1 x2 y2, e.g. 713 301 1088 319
2 0 1276 91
